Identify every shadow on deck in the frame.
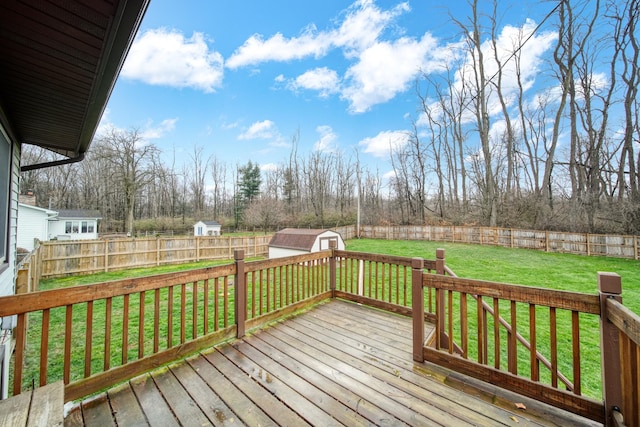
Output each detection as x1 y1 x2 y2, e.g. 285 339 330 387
65 300 597 427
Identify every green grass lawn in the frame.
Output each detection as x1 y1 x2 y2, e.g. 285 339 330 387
346 238 640 311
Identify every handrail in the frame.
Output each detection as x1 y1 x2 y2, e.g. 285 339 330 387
0 250 333 402
440 257 575 391
414 269 605 423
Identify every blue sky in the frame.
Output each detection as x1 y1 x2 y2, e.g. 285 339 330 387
100 0 558 180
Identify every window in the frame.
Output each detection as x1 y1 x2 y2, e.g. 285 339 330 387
65 222 72 233
81 221 88 233
0 130 10 264
88 223 94 233
72 222 79 233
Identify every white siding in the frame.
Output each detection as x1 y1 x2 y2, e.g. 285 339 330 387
49 219 99 240
17 205 52 251
0 138 19 297
268 247 308 259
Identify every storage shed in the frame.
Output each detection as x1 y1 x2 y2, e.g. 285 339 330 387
268 228 345 258
194 220 222 236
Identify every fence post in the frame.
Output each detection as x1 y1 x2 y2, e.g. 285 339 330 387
435 249 449 349
412 257 424 362
234 250 246 338
598 272 623 427
329 240 336 298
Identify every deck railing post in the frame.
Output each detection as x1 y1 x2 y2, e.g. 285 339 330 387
598 272 623 427
329 241 337 298
235 249 246 338
435 249 448 347
412 257 424 362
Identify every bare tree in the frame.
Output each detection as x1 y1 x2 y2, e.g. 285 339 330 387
94 128 158 235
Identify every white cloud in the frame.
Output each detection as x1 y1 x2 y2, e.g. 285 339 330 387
289 68 340 97
358 130 409 158
313 125 338 152
122 28 224 92
260 163 279 172
141 118 178 139
342 33 438 113
96 110 176 142
238 120 277 140
226 0 409 68
226 27 331 69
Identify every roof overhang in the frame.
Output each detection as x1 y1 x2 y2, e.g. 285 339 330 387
0 0 150 170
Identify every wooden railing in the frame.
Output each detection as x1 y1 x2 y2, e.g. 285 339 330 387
0 249 331 402
599 273 640 427
2 247 639 425
332 249 445 321
412 262 640 426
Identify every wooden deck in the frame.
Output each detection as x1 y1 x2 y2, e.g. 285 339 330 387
64 300 599 426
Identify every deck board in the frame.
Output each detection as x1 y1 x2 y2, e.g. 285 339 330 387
68 299 601 426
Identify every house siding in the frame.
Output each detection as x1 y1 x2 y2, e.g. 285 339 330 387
49 218 99 240
17 205 52 251
0 137 19 297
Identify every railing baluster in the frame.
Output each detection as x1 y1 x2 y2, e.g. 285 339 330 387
203 279 209 335
85 301 93 377
381 262 386 302
153 289 160 353
138 292 145 358
122 294 129 364
278 266 283 309
447 290 453 354
529 304 538 381
105 298 112 371
509 301 517 375
266 269 271 313
192 280 198 339
13 313 26 395
571 310 581 395
64 305 72 384
167 287 173 348
40 308 50 386
550 306 558 388
251 271 256 318
180 284 186 344
259 269 264 314
223 276 229 328
460 292 468 358
493 298 500 370
435 288 442 349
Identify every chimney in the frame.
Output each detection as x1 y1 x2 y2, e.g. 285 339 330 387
19 190 36 206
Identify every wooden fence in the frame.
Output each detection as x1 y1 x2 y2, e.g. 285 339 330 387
27 235 273 281
355 225 639 259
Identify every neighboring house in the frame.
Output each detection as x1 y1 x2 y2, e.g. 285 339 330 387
49 210 101 241
268 228 345 258
194 220 222 237
16 203 57 251
0 0 149 399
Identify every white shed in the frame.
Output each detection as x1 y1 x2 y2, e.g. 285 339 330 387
194 220 222 236
49 209 101 241
17 203 57 251
268 228 345 258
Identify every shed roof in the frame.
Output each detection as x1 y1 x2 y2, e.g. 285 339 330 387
269 228 335 251
0 0 150 165
200 220 221 227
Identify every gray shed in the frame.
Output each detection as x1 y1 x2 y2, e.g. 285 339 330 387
268 228 345 258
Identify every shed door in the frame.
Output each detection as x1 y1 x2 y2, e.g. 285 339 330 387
319 236 338 250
